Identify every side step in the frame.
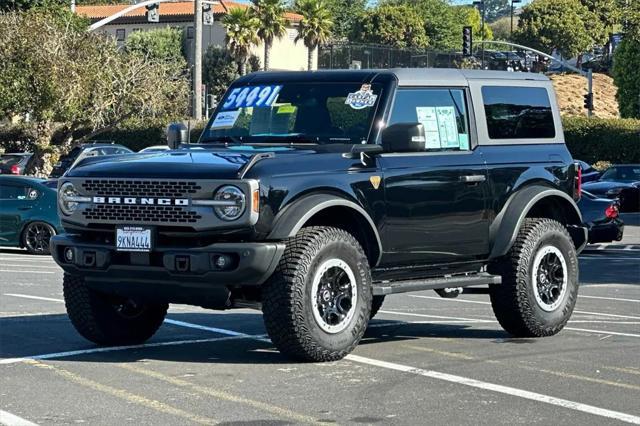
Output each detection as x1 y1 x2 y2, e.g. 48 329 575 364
372 272 501 296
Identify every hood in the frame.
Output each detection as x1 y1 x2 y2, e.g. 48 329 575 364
66 150 259 179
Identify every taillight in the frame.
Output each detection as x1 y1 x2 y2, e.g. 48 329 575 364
574 162 582 201
605 204 619 219
10 164 20 174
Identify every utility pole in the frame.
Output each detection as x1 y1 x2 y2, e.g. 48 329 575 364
194 0 203 121
70 0 75 12
510 0 521 41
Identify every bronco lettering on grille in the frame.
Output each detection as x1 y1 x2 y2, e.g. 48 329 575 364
92 196 189 206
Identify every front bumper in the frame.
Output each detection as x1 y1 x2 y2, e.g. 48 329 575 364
51 234 285 290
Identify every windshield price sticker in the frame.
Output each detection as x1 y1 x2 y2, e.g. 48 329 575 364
345 84 378 110
222 85 283 110
211 110 241 129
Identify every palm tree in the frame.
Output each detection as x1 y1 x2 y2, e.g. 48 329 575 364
222 7 260 75
294 0 333 71
252 0 287 71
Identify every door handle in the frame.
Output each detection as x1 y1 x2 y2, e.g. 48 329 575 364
460 175 486 183
18 206 33 211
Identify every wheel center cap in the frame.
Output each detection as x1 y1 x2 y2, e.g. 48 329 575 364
321 290 331 302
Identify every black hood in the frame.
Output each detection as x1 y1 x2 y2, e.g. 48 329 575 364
67 150 258 179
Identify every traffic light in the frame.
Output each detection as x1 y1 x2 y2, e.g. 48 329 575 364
583 92 593 111
145 3 159 23
462 26 473 57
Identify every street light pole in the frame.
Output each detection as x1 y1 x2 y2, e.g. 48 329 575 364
194 0 203 121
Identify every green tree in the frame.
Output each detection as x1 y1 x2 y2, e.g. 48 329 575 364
222 7 260 75
0 8 188 176
612 39 640 118
482 0 510 22
203 47 239 103
489 16 514 41
351 4 429 49
323 0 366 41
456 6 493 41
619 0 640 40
252 0 287 70
580 0 620 37
125 27 186 64
514 0 602 59
0 0 65 11
295 0 333 70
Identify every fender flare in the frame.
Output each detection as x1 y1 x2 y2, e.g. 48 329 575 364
489 185 585 259
267 193 383 266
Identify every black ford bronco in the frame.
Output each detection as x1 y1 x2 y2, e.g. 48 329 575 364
52 69 587 362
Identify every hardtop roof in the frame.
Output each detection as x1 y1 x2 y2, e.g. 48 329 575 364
237 68 549 87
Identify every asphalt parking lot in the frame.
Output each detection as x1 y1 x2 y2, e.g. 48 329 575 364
1 216 639 425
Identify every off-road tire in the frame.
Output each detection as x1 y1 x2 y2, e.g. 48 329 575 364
63 273 168 345
262 226 372 362
370 295 385 320
489 218 579 337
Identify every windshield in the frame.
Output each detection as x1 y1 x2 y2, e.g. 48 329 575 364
600 166 640 182
203 82 382 145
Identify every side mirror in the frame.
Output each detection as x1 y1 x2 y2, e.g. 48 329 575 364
167 122 188 149
381 123 426 153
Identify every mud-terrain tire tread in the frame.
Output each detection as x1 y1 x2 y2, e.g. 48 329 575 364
63 273 168 345
262 226 372 362
489 218 578 337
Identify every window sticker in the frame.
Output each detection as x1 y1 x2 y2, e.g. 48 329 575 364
211 110 241 129
221 85 283 110
458 134 469 150
416 107 441 149
277 104 296 114
345 84 378 110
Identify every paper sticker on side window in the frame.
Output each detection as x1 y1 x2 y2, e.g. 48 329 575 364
221 85 283 110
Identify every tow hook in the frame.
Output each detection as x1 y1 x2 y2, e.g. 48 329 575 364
435 287 462 298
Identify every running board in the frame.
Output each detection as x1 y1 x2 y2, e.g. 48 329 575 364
372 273 501 296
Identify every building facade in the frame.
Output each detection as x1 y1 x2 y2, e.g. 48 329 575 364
76 1 316 71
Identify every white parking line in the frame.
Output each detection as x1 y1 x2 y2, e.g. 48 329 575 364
0 270 54 274
409 294 490 305
580 256 640 261
579 295 640 303
346 355 640 425
563 327 640 338
1 264 60 270
0 409 39 426
572 310 640 320
4 294 64 303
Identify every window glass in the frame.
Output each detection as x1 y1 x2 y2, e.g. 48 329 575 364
0 184 33 200
482 86 555 139
389 88 470 151
205 82 382 145
116 29 125 42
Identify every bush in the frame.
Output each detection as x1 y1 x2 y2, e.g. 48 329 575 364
563 116 640 164
612 38 640 119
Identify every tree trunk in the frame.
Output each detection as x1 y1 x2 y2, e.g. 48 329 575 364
308 46 314 71
264 40 270 71
25 121 56 178
240 60 247 76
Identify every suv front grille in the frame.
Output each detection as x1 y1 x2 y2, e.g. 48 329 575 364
82 204 202 223
81 180 201 198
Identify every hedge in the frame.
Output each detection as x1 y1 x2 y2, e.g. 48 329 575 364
562 116 640 164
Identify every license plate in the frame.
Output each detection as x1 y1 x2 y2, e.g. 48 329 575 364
116 226 152 252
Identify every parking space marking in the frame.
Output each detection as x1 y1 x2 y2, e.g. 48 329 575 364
26 360 215 425
571 311 640 320
0 264 59 269
604 367 640 376
0 409 39 426
409 294 489 305
531 367 640 391
346 355 640 425
0 270 54 274
579 295 640 304
580 256 640 261
563 327 640 338
4 294 64 303
118 363 323 425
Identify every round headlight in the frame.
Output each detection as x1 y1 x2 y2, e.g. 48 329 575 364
213 185 246 221
59 182 79 215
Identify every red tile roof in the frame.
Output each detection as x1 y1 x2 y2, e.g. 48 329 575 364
76 1 302 22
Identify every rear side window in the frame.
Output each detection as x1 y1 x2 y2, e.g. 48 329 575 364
482 86 555 139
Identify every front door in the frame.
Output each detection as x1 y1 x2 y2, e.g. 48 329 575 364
380 87 489 267
0 182 34 245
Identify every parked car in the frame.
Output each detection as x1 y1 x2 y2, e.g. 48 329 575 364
0 176 62 254
49 143 133 178
0 153 34 175
139 145 170 153
582 164 640 212
576 160 600 183
579 190 624 244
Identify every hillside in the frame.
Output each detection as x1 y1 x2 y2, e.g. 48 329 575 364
549 73 619 119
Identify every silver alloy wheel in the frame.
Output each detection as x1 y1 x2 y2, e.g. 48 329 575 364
311 258 358 334
532 245 568 312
